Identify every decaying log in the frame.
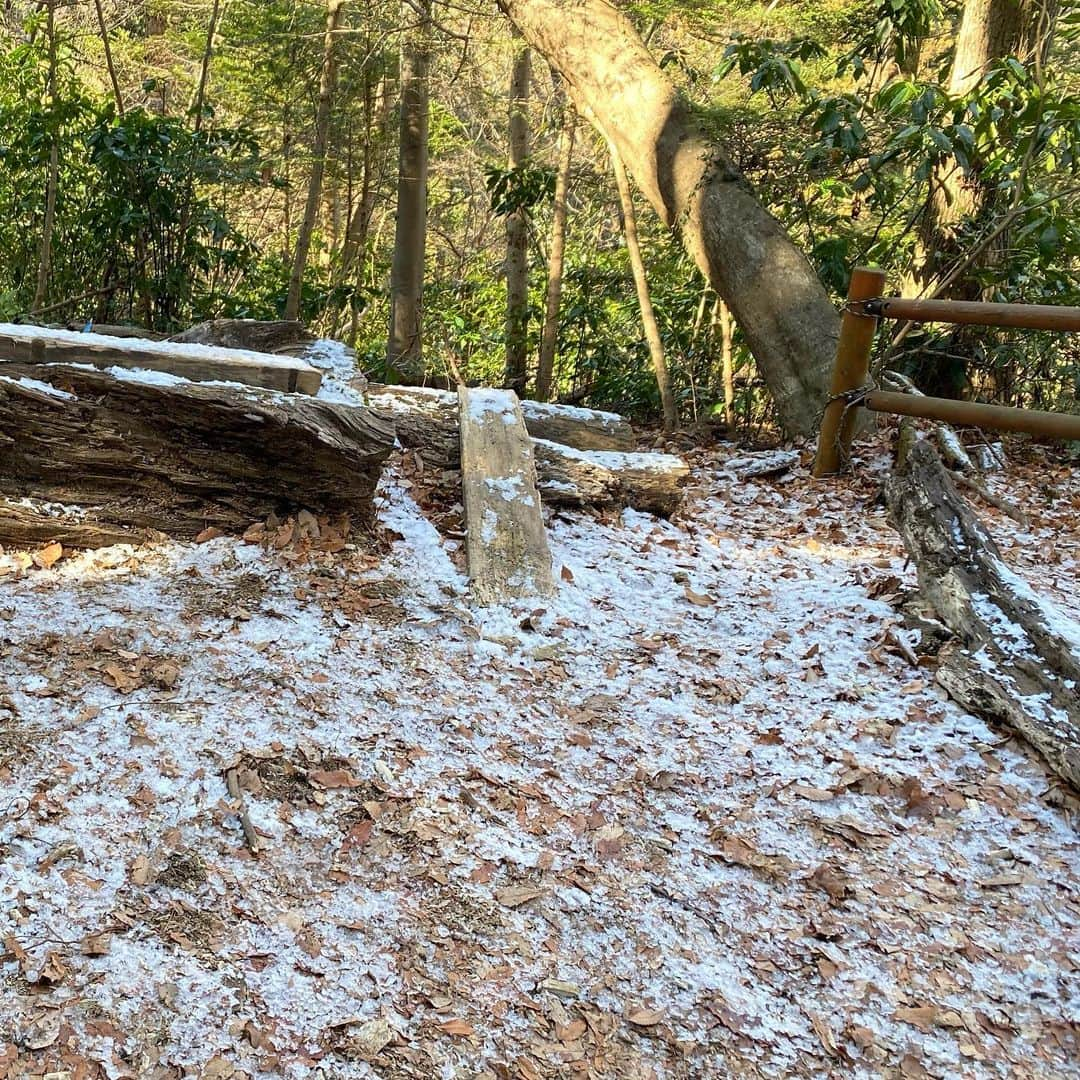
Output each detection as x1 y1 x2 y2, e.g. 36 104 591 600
458 387 554 603
169 319 317 356
367 385 685 513
368 384 633 452
532 440 689 516
885 431 1080 788
0 365 394 547
0 321 322 395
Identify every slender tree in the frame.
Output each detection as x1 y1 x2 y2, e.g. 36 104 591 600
495 0 839 435
610 142 678 432
285 0 346 323
535 73 575 402
94 0 125 114
32 0 60 313
504 38 531 389
387 0 432 380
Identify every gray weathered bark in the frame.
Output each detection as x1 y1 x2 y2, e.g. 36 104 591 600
886 431 1080 789
285 0 346 322
387 0 432 381
505 40 532 389
496 0 839 434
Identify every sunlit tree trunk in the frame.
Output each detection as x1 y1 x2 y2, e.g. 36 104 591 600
33 0 59 313
285 0 346 323
535 75 575 402
611 143 678 432
504 39 531 389
718 298 736 431
496 0 839 435
94 0 125 114
387 0 431 381
909 0 1060 298
190 0 222 133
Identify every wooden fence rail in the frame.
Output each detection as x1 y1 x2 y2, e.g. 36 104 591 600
813 267 1080 477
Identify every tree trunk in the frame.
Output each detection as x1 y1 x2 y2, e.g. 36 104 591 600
610 143 678 432
504 39 532 390
885 429 1080 789
285 0 346 323
535 75 575 402
0 365 394 547
94 0 125 114
189 0 222 133
33 0 59 314
495 0 839 435
718 298 736 430
908 0 1060 298
387 0 432 382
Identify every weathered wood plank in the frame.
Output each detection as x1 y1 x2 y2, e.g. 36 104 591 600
458 387 555 603
0 366 394 547
0 322 322 395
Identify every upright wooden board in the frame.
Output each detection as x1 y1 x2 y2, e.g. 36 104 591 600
0 322 322 395
458 387 555 604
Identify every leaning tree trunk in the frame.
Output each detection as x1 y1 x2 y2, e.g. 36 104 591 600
0 365 394 547
285 0 346 322
33 0 60 314
496 0 839 435
387 0 432 382
908 0 1060 299
610 143 678 432
886 430 1080 789
504 38 532 390
535 73 575 402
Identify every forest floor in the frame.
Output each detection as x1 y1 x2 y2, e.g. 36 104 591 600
1 426 1078 1080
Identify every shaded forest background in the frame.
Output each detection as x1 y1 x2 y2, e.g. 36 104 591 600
1 0 1077 429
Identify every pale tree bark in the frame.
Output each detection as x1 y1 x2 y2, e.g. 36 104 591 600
285 0 346 323
717 298 736 430
909 0 1060 297
611 143 678 432
496 0 839 435
189 0 223 133
387 0 432 382
94 0 125 114
33 0 59 314
504 39 532 389
536 73 575 402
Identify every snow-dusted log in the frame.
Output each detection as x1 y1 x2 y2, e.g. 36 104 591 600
458 387 554 603
885 431 1080 789
0 321 323 395
367 384 684 513
0 365 394 547
532 440 688 516
368 383 634 452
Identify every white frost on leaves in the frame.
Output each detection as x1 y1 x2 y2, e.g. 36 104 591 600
532 438 686 474
0 445 1077 1079
305 338 366 406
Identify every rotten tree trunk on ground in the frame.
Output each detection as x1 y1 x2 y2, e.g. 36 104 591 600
169 319 316 355
0 365 394 548
1 323 322 395
458 387 554 603
885 432 1080 789
366 385 684 513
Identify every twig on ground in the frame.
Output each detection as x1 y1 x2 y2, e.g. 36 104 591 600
225 767 261 856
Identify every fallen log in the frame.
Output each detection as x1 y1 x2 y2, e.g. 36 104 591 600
532 440 688 515
0 366 394 547
885 430 1080 789
458 387 554 603
0 321 322 395
169 318 317 355
368 384 634 452
367 385 685 513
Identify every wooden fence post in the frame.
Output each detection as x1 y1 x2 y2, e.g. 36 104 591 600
813 266 886 477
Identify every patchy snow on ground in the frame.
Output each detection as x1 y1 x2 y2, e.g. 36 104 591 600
0 442 1078 1080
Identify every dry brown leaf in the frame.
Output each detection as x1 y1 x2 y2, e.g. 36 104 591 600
895 1005 940 1033
625 1006 666 1027
32 542 63 570
496 884 542 908
308 769 362 789
683 587 714 607
195 527 225 543
436 1018 474 1037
